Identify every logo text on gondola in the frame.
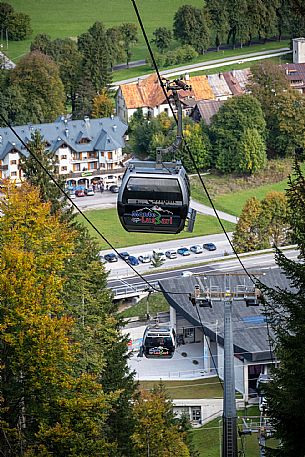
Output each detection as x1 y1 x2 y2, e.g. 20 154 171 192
131 207 174 225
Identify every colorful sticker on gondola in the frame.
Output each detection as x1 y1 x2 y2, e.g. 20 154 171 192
131 206 174 226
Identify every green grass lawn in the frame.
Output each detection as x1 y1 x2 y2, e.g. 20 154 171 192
191 406 262 457
5 0 203 61
77 208 235 250
119 292 169 318
139 378 224 399
191 160 305 217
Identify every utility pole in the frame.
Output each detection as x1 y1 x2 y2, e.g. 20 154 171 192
190 273 261 457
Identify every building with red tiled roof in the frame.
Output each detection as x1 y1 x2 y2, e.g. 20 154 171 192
116 74 214 122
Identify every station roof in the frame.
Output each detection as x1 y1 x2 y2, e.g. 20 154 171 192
159 268 291 363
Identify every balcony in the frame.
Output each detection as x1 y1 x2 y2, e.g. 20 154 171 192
65 167 126 179
70 157 98 163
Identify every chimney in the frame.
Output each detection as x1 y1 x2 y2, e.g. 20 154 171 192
84 116 90 125
0 135 2 144
65 128 69 138
112 125 117 132
184 73 190 81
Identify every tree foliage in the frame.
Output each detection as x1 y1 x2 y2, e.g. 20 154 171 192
11 51 66 123
0 2 32 40
131 385 191 457
152 27 172 53
120 23 138 67
209 95 266 173
232 191 290 252
173 5 210 53
92 89 114 119
0 183 118 456
257 163 305 456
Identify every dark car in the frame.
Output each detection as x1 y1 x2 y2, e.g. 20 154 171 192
202 243 217 251
119 251 130 260
109 185 119 193
177 247 191 256
104 253 118 262
75 189 85 197
126 255 139 266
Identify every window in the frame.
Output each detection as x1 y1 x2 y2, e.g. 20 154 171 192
88 162 97 170
61 155 67 160
183 328 195 341
73 163 80 172
11 171 17 176
73 153 81 161
10 160 17 165
191 407 201 422
107 152 112 160
61 166 67 171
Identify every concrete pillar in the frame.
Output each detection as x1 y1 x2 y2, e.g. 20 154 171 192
243 363 249 403
170 306 177 333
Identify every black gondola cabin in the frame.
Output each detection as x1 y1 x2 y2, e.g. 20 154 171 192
117 160 190 234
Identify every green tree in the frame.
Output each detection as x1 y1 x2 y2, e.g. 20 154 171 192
0 2 32 41
257 164 305 456
248 60 290 156
106 26 125 69
0 183 116 456
210 95 266 173
7 11 32 41
120 23 138 67
152 27 172 53
232 197 262 252
19 130 72 218
236 127 267 174
92 89 114 118
78 22 112 92
206 0 229 50
173 5 210 53
225 0 249 47
11 51 65 123
258 191 290 247
182 122 211 172
131 385 191 457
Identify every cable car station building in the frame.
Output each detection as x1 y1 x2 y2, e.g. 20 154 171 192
158 268 287 402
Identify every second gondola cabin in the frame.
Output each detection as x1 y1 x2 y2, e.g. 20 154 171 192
141 325 176 359
117 160 190 234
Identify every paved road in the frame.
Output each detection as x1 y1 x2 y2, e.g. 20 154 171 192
112 47 291 86
108 247 299 290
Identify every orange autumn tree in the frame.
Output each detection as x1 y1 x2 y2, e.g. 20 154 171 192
0 183 116 456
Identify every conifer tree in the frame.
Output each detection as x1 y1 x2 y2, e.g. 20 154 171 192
258 162 305 456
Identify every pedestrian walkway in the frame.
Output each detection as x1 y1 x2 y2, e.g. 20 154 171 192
191 199 238 224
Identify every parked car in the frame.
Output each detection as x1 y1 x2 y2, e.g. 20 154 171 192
202 243 217 251
165 249 178 259
126 255 139 266
190 244 203 254
85 188 95 196
104 253 118 262
138 254 151 263
152 249 166 261
177 247 191 256
109 185 120 193
75 189 85 197
181 270 193 277
119 251 130 261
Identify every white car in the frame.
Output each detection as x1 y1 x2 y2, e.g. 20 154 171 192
165 249 178 259
190 244 203 254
